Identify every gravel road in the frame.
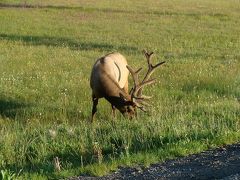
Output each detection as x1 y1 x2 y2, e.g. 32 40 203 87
69 143 240 180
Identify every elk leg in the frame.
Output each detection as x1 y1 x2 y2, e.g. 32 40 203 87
111 105 116 118
91 95 98 122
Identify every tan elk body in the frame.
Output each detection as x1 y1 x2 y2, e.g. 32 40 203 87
90 51 165 121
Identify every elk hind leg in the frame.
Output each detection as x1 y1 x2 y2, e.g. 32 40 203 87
91 95 98 122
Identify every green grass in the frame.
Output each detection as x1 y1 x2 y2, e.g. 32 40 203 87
0 0 240 179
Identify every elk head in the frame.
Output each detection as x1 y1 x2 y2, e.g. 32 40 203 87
90 50 165 121
126 50 165 113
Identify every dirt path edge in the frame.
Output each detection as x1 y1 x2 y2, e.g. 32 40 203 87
70 143 240 179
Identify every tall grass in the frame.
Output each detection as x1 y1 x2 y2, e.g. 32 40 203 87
0 0 239 179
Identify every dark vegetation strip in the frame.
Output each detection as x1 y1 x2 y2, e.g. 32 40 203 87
0 3 229 19
0 33 138 53
2 33 238 60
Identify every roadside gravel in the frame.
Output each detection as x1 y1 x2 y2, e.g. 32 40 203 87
69 143 240 180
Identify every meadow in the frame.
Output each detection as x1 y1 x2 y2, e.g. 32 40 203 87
0 0 239 179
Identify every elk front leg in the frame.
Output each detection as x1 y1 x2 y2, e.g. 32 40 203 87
91 95 98 122
111 105 116 118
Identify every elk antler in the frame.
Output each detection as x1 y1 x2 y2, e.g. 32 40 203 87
137 50 165 97
127 50 165 111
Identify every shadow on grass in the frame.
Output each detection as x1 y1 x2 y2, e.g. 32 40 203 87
0 99 29 119
0 33 138 53
0 98 74 124
0 97 87 122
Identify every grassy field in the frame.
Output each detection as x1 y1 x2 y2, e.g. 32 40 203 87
0 0 240 179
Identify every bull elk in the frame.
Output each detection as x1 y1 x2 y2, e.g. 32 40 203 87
90 50 165 122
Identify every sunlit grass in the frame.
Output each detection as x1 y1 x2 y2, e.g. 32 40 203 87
0 0 239 179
